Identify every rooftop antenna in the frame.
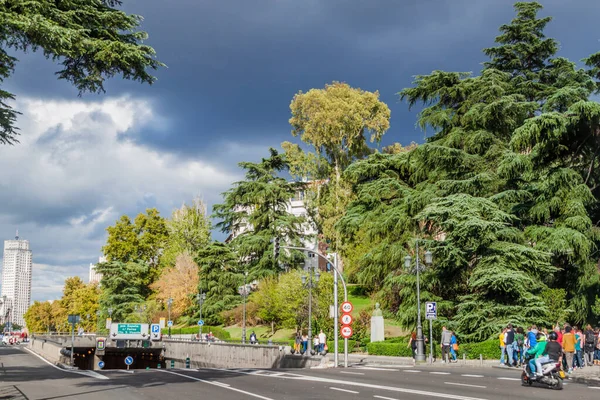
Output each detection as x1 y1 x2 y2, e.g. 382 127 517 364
15 229 19 240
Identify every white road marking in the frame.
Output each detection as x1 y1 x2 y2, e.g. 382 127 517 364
159 370 275 400
430 372 451 375
213 367 488 400
330 387 360 394
23 347 109 380
497 377 520 381
444 382 487 389
589 386 600 389
461 374 484 378
405 370 421 373
340 371 365 375
374 396 396 400
355 367 400 371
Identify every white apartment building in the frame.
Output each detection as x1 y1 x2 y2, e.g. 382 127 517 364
1 232 32 328
89 256 106 284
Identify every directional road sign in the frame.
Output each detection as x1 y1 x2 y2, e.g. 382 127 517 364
150 324 161 341
340 314 352 325
197 320 204 326
167 320 173 327
110 323 149 340
124 356 134 366
98 361 105 369
340 301 353 314
426 301 437 320
340 325 353 339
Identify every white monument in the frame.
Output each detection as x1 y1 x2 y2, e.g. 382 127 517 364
370 302 385 343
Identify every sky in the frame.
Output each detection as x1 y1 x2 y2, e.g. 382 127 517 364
1 0 600 301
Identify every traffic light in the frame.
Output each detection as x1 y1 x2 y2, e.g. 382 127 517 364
273 237 280 259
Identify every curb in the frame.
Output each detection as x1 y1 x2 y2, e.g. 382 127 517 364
568 375 600 386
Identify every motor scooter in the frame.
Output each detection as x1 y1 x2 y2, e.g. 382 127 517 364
521 353 564 390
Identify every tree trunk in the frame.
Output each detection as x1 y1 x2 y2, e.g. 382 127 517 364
271 320 275 335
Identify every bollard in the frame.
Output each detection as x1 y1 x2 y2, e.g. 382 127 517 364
170 360 175 369
480 354 483 366
463 353 466 364
185 357 190 368
157 363 161 369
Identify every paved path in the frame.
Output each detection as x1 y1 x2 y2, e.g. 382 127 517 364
2 346 599 399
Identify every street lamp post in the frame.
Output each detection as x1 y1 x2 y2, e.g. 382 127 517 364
404 244 433 363
167 298 173 338
196 292 206 341
301 258 320 355
239 271 249 344
107 307 113 331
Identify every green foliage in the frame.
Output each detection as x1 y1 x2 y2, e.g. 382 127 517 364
459 340 501 360
160 326 231 340
367 342 413 357
0 0 163 144
213 149 309 278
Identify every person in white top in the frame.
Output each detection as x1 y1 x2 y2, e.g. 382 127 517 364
318 330 327 353
313 336 319 353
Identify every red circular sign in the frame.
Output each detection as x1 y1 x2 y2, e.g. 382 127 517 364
341 325 353 339
340 301 353 314
340 313 353 325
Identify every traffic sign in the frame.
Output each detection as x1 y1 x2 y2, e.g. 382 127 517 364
197 320 204 326
340 301 353 314
167 320 173 327
340 314 353 325
341 325 353 338
124 356 134 366
150 324 161 341
96 337 106 351
426 301 437 320
110 323 149 340
98 361 105 369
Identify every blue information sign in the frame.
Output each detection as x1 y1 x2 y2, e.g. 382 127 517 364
197 320 204 326
98 361 105 369
151 324 160 333
124 356 134 366
426 302 437 320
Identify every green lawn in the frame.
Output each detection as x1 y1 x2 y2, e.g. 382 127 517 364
224 325 296 342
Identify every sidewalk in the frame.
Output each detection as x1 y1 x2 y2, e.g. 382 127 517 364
340 353 501 368
567 365 600 385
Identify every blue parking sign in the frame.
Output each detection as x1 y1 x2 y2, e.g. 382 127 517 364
426 302 437 319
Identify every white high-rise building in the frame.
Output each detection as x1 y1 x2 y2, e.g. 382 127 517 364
1 231 32 328
89 256 106 284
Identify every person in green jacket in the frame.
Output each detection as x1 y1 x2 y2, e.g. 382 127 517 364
526 333 547 376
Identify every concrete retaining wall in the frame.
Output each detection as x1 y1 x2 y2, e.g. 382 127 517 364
28 337 68 365
164 341 324 369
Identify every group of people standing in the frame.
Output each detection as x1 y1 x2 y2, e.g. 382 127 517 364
293 330 327 354
500 323 600 374
408 326 459 363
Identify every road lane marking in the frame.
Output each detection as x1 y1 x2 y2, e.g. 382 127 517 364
497 377 520 381
589 387 600 389
23 347 109 380
159 370 275 400
405 370 421 373
340 371 365 375
355 367 400 371
330 387 359 394
461 374 484 378
430 372 451 375
444 382 487 389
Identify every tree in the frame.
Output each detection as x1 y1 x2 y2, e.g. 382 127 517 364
95 260 151 322
161 197 211 268
288 82 391 252
0 0 163 145
338 1 600 339
103 208 168 269
151 253 200 319
213 149 308 278
24 301 53 333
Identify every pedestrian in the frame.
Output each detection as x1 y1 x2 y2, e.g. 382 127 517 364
408 332 418 361
584 324 596 366
562 325 576 374
514 327 525 367
318 330 327 353
527 325 538 350
499 327 507 366
294 331 302 353
504 324 515 367
301 332 308 354
573 326 584 369
440 326 452 363
249 331 257 344
313 336 319 353
449 331 458 362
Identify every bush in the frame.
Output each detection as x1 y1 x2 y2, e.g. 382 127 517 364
348 285 368 296
367 341 413 357
161 326 231 340
287 339 359 353
459 340 499 360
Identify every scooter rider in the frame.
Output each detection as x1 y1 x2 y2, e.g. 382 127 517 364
526 332 547 377
544 331 563 366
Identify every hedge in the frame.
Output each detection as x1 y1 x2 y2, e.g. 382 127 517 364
367 339 500 360
288 339 358 353
161 326 231 340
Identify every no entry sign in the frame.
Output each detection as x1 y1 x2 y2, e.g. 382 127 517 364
340 301 353 314
341 325 353 339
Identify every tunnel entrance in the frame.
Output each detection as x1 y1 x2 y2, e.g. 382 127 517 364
72 348 96 370
99 349 164 370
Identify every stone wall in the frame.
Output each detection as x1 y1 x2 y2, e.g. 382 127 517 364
28 337 67 365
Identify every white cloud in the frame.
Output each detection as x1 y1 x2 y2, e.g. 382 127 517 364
0 95 240 301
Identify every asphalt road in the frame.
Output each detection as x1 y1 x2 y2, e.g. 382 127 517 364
2 346 598 399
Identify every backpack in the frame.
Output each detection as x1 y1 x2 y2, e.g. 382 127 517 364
517 336 524 347
586 331 595 344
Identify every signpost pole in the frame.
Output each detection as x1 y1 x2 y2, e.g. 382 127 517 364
70 321 75 367
333 253 339 368
429 318 433 364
